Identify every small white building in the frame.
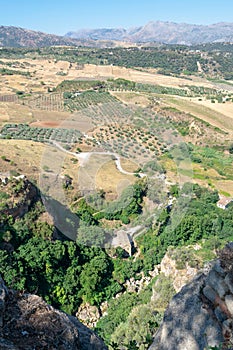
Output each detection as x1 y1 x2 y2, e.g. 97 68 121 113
217 196 232 210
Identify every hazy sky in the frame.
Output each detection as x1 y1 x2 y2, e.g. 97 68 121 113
1 0 232 35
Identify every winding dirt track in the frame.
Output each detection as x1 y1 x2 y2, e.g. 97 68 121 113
52 141 145 176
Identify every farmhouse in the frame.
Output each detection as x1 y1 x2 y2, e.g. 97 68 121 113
217 196 232 210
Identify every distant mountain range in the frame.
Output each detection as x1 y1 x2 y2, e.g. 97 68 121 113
66 21 233 45
0 21 233 48
0 26 85 47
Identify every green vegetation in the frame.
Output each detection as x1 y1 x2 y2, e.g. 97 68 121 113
57 78 229 100
94 181 146 223
63 90 117 112
0 44 233 350
0 123 83 144
0 179 232 348
189 144 233 180
0 67 31 76
0 43 232 78
57 79 106 92
96 281 163 349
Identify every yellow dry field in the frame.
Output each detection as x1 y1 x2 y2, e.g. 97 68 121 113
161 95 233 133
0 59 73 93
0 139 45 180
0 139 79 185
160 157 233 196
0 101 94 132
96 161 135 198
192 163 233 196
119 158 139 172
0 58 232 200
95 159 136 198
190 97 233 120
0 59 219 95
111 91 151 107
81 64 216 89
0 102 34 127
77 153 137 198
214 180 233 196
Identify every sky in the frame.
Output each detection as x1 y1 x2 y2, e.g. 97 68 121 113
0 0 232 35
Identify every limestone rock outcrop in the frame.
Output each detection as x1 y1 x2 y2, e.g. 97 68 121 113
0 175 39 221
160 251 198 292
149 243 233 350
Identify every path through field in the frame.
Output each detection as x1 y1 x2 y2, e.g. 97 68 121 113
52 141 145 177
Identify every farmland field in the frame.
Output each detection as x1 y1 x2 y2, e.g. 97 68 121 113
161 95 233 133
0 52 233 199
1 43 233 350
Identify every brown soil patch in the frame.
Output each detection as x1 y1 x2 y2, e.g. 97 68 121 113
30 110 94 132
31 121 61 127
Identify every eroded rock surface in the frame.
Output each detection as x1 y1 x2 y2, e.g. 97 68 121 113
0 277 107 350
149 243 233 350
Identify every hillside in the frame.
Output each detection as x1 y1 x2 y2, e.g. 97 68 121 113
66 21 233 44
0 26 88 47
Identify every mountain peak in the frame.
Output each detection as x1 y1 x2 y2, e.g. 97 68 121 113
65 20 233 45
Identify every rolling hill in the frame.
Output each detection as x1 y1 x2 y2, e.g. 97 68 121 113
0 25 86 47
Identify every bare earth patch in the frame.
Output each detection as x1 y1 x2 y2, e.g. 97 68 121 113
30 110 94 132
95 159 136 198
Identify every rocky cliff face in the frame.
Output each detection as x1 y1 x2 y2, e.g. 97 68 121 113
149 243 233 350
160 251 198 293
0 175 39 221
0 277 107 350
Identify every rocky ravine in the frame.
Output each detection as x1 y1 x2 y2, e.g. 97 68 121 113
149 243 233 350
0 277 107 350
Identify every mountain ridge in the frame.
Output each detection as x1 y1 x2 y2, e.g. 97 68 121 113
0 21 233 48
0 25 89 47
65 20 233 44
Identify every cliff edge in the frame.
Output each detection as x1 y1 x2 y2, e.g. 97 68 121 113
0 277 107 350
149 243 233 350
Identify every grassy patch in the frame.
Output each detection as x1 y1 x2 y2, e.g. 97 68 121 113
162 95 233 132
